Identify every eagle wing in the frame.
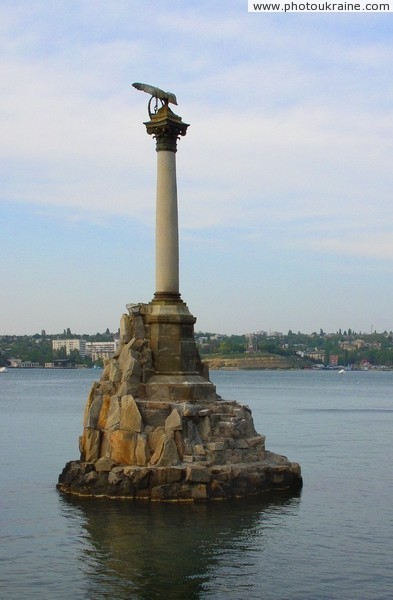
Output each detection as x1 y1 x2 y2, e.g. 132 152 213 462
132 82 177 106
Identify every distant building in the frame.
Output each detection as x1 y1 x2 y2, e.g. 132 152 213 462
48 359 76 369
85 341 117 361
329 354 339 367
339 341 354 351
8 358 40 368
307 350 325 362
52 339 87 358
9 358 22 368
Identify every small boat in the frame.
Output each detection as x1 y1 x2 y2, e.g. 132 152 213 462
339 369 345 374
0 366 7 373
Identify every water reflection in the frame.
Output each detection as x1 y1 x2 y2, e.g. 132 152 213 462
59 492 301 600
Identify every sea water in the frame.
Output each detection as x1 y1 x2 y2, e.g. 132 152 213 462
0 368 392 599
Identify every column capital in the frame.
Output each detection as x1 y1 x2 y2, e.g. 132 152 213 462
144 105 189 152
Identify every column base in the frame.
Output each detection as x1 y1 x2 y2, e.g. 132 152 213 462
154 292 181 301
145 374 217 403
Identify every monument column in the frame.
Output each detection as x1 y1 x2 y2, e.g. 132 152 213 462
133 84 216 401
144 105 189 300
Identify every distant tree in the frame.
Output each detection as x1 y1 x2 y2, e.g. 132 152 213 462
53 347 67 359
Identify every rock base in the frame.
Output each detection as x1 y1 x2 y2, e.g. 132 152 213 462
57 452 302 501
57 300 302 501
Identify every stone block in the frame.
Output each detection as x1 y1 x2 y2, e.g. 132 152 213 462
130 337 145 351
185 466 211 483
105 396 121 430
95 457 116 472
98 394 111 429
233 408 245 419
191 484 208 500
140 348 153 369
158 436 180 467
123 466 150 486
174 430 185 460
145 383 171 402
147 426 165 453
120 313 133 344
110 430 137 464
109 361 122 384
197 416 211 441
151 434 180 467
102 361 111 380
139 405 170 428
194 444 206 456
120 395 143 432
166 467 183 483
133 315 146 339
150 468 168 486
271 471 285 484
118 342 140 375
206 442 225 451
142 367 155 384
149 433 165 465
290 462 301 476
246 435 265 448
100 431 111 458
108 468 124 485
234 439 249 449
82 429 101 462
100 380 116 396
135 433 150 467
180 402 197 417
84 394 103 428
117 380 140 397
144 401 171 411
84 471 97 484
197 408 211 417
151 484 177 501
182 455 194 463
165 408 182 431
184 421 202 446
210 479 227 499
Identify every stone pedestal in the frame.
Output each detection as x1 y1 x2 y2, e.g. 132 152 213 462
57 302 303 501
144 298 217 403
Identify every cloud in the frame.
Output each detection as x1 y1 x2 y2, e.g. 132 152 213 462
1 3 393 257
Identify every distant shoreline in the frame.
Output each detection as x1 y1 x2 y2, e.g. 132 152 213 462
203 354 311 371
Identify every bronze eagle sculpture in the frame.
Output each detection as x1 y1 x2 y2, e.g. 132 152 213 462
132 82 178 106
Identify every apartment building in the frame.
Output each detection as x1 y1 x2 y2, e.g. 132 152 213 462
52 339 87 358
85 341 117 361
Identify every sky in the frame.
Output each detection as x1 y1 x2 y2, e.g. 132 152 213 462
1 1 393 335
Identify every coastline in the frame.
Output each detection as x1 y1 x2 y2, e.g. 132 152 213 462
203 354 311 370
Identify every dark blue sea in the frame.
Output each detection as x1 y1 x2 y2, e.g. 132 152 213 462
1 368 392 599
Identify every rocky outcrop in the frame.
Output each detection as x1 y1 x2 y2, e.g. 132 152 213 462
58 453 302 501
57 301 302 501
80 395 266 469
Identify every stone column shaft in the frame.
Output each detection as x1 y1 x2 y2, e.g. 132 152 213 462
144 104 189 300
156 150 179 297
